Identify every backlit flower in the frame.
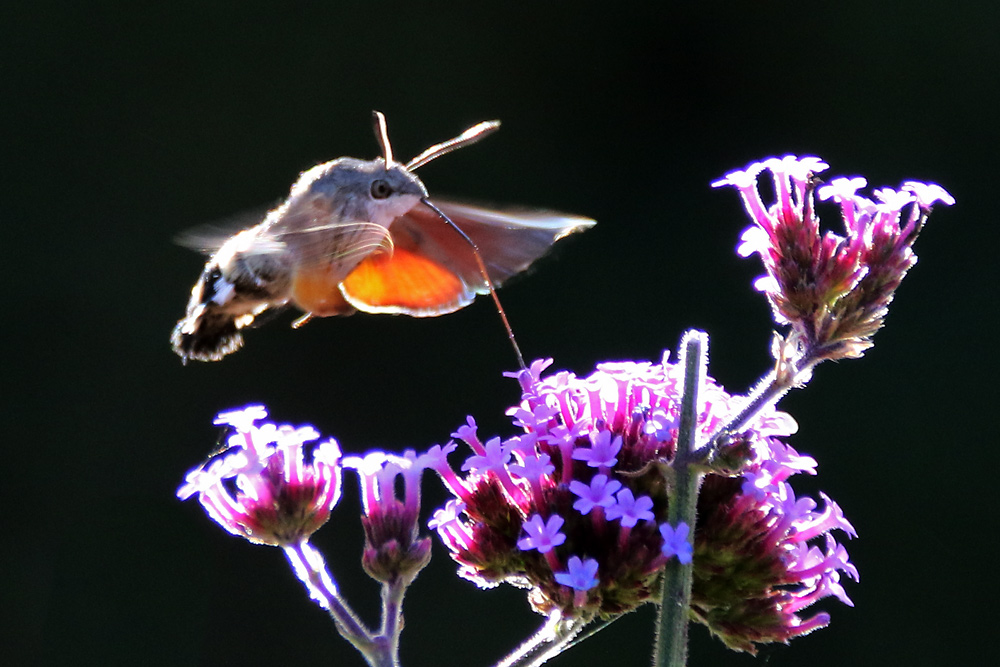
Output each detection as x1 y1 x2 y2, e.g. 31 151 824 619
343 449 434 583
428 357 857 651
178 405 343 547
714 156 953 362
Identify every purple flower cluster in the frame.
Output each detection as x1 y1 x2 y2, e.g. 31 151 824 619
178 406 343 547
714 156 953 362
343 450 433 583
427 358 857 651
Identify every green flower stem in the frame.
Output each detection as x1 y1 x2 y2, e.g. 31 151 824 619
283 541 382 662
284 540 409 667
374 576 407 667
653 330 707 667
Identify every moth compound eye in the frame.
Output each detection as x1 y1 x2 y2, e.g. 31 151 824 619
370 179 393 200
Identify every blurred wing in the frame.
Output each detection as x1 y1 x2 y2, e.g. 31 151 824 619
287 220 394 317
176 201 391 267
173 205 275 254
281 220 393 268
339 199 595 316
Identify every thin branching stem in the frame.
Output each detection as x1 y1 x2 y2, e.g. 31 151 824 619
283 541 403 667
495 612 590 667
698 343 821 460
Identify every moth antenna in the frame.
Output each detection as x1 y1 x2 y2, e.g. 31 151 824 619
420 198 527 371
372 110 394 164
405 120 501 171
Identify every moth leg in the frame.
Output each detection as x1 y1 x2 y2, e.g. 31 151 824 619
291 313 314 329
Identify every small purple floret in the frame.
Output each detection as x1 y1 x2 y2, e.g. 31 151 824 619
659 522 693 564
555 556 600 591
605 489 654 527
461 437 511 474
517 514 566 553
571 430 622 468
569 474 622 515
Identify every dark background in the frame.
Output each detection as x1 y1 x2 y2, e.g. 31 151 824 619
4 2 997 666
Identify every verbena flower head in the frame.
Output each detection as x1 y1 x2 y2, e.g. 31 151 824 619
713 156 953 362
343 449 434 583
427 358 857 652
178 405 343 546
